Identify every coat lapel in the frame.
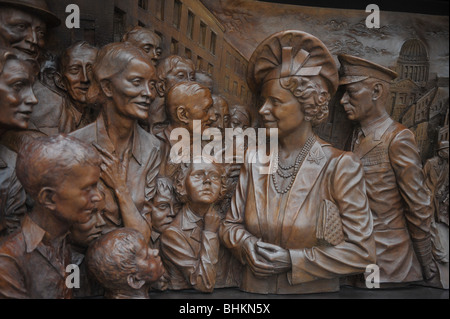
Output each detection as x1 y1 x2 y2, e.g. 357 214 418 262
251 150 272 238
354 117 393 159
354 133 381 158
282 141 328 244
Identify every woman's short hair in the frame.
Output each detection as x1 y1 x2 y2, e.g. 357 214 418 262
87 42 154 103
279 76 331 126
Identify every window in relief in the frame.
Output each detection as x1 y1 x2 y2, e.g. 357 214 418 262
138 0 148 10
185 48 192 59
173 0 182 29
207 63 214 76
171 38 179 55
225 76 230 92
233 81 238 96
187 10 194 39
113 7 125 42
210 32 217 55
156 0 165 21
199 22 207 47
196 56 203 71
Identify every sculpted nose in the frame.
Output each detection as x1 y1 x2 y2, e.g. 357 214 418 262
259 100 270 116
25 29 38 45
340 91 349 105
25 87 38 106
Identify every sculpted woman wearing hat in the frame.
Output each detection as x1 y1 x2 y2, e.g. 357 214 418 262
220 31 376 294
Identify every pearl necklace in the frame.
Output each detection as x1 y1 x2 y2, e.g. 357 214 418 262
272 136 316 194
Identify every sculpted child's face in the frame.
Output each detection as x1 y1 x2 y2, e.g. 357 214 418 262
150 192 180 233
52 164 102 225
134 237 165 283
185 163 222 205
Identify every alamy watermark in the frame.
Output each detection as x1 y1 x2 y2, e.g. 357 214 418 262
365 264 380 288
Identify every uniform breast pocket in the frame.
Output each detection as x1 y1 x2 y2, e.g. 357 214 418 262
361 145 390 167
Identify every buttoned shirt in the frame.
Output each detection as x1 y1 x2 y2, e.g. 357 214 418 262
0 215 72 299
70 114 162 233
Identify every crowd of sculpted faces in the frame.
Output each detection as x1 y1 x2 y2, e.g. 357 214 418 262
0 0 448 299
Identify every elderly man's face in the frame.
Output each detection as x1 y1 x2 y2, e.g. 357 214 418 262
0 59 38 130
62 46 98 105
0 8 46 60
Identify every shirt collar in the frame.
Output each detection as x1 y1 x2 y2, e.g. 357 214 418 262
181 205 203 231
95 114 143 165
360 115 392 141
151 229 161 243
21 215 47 253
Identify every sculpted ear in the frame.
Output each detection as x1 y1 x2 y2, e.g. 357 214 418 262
127 274 146 290
176 105 189 124
156 80 165 97
54 72 66 92
372 82 384 101
37 187 57 211
100 79 113 98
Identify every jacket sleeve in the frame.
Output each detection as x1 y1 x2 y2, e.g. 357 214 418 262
389 129 433 266
288 153 376 284
219 150 257 265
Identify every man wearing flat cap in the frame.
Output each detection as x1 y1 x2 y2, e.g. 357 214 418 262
0 0 63 142
339 53 435 286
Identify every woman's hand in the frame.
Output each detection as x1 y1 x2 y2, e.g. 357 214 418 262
255 241 292 273
242 237 290 277
93 143 130 193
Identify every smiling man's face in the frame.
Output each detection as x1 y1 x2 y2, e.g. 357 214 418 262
0 7 46 60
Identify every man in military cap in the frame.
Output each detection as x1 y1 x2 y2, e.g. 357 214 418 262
339 53 435 286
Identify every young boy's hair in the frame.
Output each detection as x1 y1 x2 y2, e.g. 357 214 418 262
16 134 101 199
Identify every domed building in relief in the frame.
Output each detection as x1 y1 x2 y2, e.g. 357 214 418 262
389 38 449 161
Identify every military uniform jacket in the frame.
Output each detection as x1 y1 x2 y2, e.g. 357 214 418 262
220 138 376 294
349 116 432 283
